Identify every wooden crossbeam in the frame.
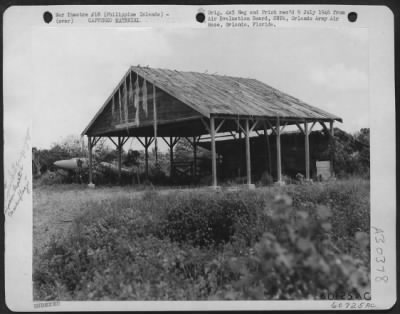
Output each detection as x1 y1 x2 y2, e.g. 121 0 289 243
121 137 129 147
280 122 288 134
309 121 317 134
161 137 180 148
108 137 118 147
200 118 211 133
236 120 245 134
161 137 170 147
173 137 180 147
92 137 101 147
136 137 145 148
215 119 225 133
296 123 305 134
319 121 329 135
264 119 276 135
250 120 260 133
147 137 155 147
185 136 201 147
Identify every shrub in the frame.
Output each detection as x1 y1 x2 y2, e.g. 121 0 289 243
212 197 370 299
259 171 273 186
34 180 370 300
159 190 270 247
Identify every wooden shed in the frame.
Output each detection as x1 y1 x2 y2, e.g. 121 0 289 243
82 66 342 187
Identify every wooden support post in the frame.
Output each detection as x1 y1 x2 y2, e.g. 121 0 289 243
145 137 149 179
88 136 94 187
153 85 158 164
330 120 334 177
245 119 252 187
305 122 310 180
193 136 197 178
210 117 217 188
238 129 242 178
118 137 122 184
263 126 272 174
169 137 174 178
276 117 282 184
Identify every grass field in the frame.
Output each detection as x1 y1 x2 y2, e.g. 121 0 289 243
33 179 370 300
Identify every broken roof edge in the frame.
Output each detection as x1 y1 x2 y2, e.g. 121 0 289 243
81 66 210 136
82 66 343 136
81 67 132 136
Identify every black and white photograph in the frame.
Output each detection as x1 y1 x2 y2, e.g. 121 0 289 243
3 5 396 311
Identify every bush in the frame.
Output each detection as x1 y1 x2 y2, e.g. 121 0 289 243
286 179 370 247
259 171 274 186
34 180 370 300
213 198 369 299
159 190 269 247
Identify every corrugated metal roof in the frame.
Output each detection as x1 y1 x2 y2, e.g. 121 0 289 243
131 66 342 121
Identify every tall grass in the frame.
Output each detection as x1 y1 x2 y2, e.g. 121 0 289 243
34 179 370 300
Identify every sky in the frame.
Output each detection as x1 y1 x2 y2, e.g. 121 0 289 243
5 25 369 151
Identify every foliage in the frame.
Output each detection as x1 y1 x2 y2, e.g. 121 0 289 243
159 190 268 247
34 179 370 300
124 150 141 167
259 171 274 186
321 128 370 178
33 135 85 173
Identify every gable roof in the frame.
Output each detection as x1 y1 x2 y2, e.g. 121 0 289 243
82 66 342 135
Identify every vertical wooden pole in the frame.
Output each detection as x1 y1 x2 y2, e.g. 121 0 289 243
245 119 251 185
169 137 174 177
193 136 197 178
145 137 149 179
305 122 310 180
153 85 158 164
330 120 334 177
210 117 217 188
264 126 272 174
88 136 93 186
238 130 242 178
118 136 122 184
276 117 282 183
